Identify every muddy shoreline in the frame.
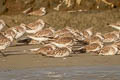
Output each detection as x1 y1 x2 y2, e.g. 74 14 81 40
0 1 120 71
0 45 120 70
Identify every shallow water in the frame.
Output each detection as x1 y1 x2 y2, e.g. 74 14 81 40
0 66 120 80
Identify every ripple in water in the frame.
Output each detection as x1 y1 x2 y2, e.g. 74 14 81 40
0 66 120 80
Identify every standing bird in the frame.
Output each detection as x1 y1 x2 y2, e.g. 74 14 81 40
2 28 17 42
0 28 17 56
12 23 26 39
28 7 46 16
26 19 45 34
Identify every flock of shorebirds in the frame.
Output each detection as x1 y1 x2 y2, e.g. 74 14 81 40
0 7 120 58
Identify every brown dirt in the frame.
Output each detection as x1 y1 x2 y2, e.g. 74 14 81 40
0 0 120 70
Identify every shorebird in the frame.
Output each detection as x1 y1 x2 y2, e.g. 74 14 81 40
80 41 103 53
0 19 6 31
103 31 120 43
45 46 72 57
27 27 55 44
79 27 93 39
12 23 26 39
51 37 75 48
2 28 17 42
99 44 118 56
28 7 46 16
109 21 120 30
26 19 45 34
84 32 104 44
0 28 17 56
30 44 56 55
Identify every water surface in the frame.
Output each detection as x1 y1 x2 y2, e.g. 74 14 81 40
0 66 120 80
